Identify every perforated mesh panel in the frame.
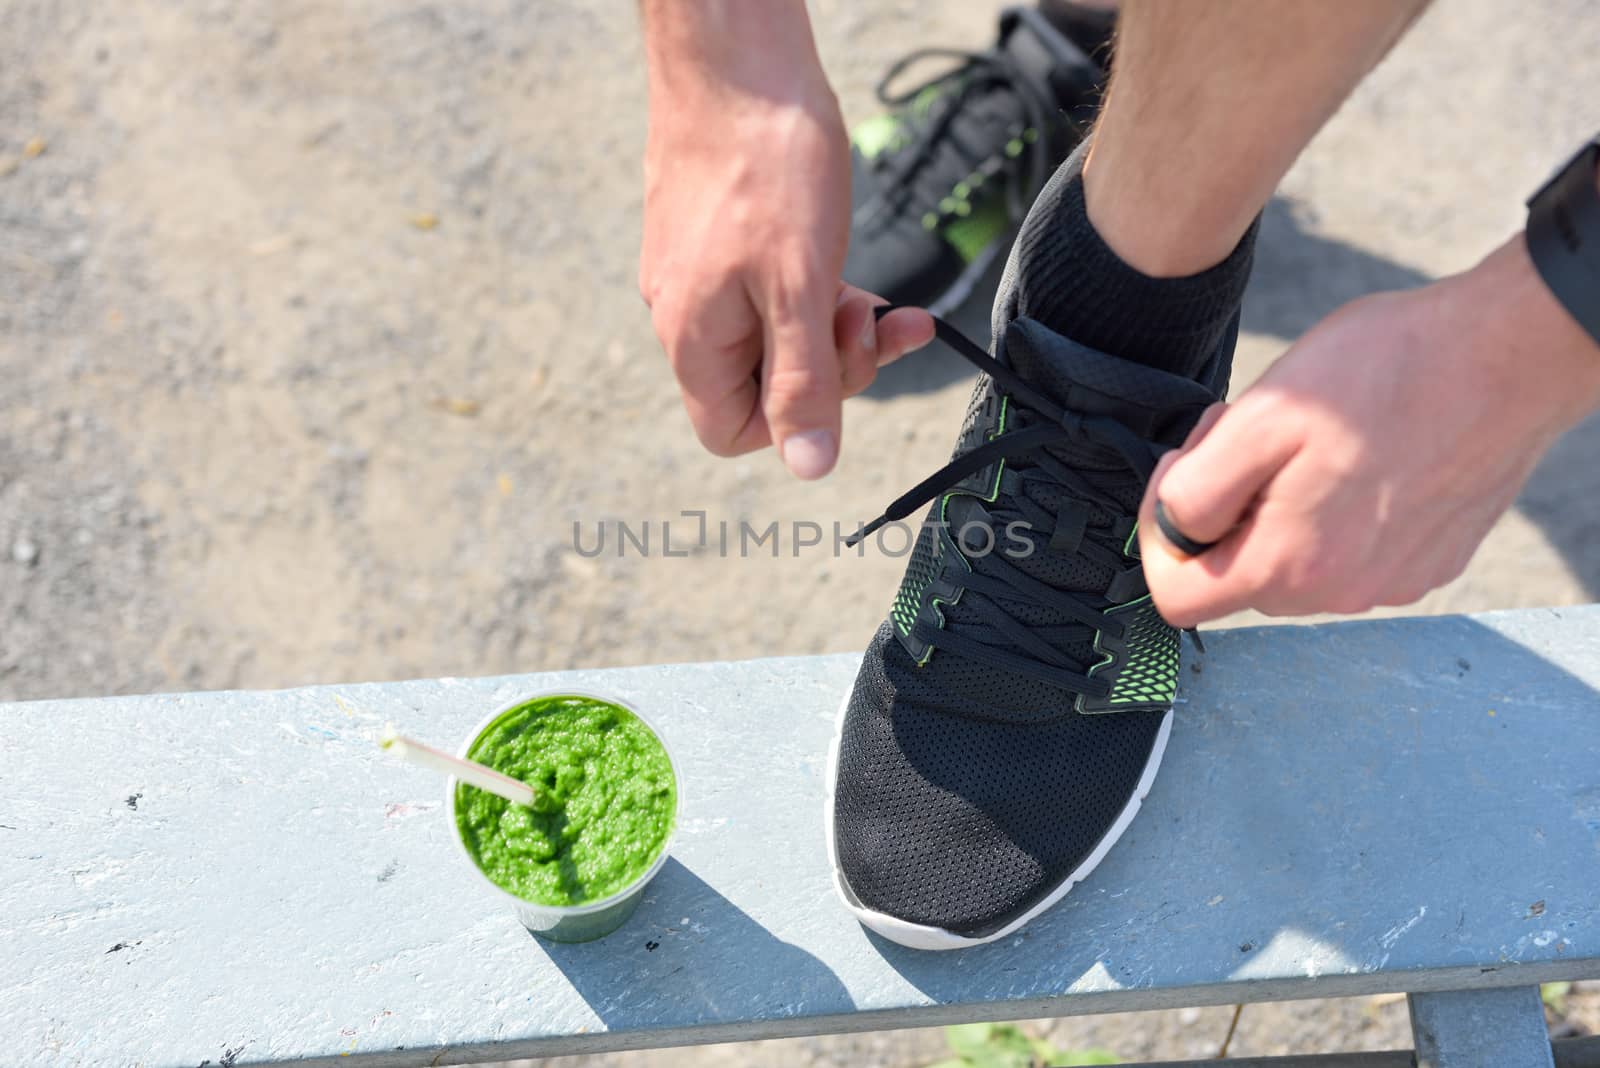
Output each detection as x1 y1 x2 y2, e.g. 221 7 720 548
1108 601 1180 706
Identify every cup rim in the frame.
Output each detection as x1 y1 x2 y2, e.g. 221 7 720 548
447 689 679 917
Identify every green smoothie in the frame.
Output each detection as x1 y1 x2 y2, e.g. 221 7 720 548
454 695 676 907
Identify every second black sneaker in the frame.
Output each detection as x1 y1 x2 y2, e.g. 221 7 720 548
844 7 1106 314
825 307 1233 949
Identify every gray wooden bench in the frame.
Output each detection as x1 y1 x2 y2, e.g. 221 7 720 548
4 607 1599 1067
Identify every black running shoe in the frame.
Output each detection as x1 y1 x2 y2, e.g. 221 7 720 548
844 8 1105 315
825 308 1234 949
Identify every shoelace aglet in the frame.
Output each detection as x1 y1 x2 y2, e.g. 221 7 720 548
844 516 891 550
1185 627 1206 655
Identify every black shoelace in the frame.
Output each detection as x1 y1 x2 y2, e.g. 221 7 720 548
849 310 1177 698
866 36 1079 226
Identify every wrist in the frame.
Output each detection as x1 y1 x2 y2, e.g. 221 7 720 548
1454 235 1600 425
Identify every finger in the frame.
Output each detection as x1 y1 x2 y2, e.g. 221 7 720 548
675 370 770 457
1141 494 1274 628
1153 397 1301 546
834 284 935 369
1141 408 1229 555
1182 401 1229 450
834 290 880 398
871 300 935 366
656 282 769 457
1141 452 1196 569
678 375 772 456
759 275 843 479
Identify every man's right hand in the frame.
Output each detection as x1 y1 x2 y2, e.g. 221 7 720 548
639 0 933 479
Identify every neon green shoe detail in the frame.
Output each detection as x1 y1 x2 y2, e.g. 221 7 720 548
889 390 1012 645
890 533 940 637
853 83 954 160
1103 599 1181 707
941 195 1010 264
852 113 903 160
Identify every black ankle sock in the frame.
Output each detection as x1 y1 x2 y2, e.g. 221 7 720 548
1002 147 1258 381
1036 0 1116 61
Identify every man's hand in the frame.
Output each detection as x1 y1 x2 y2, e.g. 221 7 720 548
1140 236 1600 626
639 1 933 479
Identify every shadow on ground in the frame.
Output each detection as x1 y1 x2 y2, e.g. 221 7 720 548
1239 196 1434 340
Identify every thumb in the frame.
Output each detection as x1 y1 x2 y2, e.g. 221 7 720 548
760 280 843 480
1152 398 1299 546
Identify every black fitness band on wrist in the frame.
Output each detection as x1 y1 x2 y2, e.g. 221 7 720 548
1153 499 1217 557
1525 139 1600 347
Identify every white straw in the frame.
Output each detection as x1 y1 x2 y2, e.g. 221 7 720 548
380 725 537 807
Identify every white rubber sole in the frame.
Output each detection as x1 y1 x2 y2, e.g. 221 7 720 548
823 688 1173 951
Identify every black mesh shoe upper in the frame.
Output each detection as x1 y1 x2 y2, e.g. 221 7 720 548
837 621 1169 935
832 313 1230 939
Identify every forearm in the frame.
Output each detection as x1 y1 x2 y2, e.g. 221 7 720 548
1085 0 1430 276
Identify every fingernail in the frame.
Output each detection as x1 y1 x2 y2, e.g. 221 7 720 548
859 315 876 354
781 430 836 480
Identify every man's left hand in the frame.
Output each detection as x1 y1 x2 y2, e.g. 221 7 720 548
1140 236 1600 627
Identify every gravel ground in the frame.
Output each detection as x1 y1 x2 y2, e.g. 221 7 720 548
2 0 1596 1063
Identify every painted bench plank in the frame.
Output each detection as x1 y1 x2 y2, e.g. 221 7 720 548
3 607 1598 1067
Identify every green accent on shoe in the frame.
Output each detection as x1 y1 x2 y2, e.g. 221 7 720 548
921 212 940 232
851 113 902 160
890 534 939 635
1005 137 1025 158
941 194 1010 264
890 395 1012 645
855 81 959 160
1105 598 1181 706
1082 596 1181 710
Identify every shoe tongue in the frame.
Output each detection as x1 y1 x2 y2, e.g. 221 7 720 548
1002 317 1218 450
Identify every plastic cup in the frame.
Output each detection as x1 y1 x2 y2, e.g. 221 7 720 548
447 691 678 943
